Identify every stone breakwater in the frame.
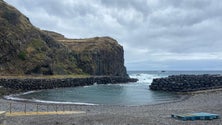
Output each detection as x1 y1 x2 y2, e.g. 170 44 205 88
0 76 138 91
149 74 222 92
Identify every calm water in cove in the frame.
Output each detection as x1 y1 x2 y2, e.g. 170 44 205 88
7 71 222 106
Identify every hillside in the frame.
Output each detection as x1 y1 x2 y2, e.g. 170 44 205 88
0 0 128 77
0 0 82 75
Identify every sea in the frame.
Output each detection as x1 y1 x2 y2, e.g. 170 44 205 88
5 71 222 106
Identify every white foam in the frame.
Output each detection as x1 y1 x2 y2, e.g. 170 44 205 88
21 90 39 95
30 99 97 105
83 86 90 88
4 95 29 101
130 73 163 84
4 90 40 102
4 94 98 106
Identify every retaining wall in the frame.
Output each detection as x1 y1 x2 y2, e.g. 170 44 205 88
149 74 222 92
0 76 138 91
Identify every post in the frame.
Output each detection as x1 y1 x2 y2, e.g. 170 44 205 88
36 104 38 114
47 105 49 112
55 105 57 112
9 103 12 114
69 105 72 111
63 105 65 112
24 104 26 114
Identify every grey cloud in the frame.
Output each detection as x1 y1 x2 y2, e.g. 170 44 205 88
100 0 150 13
20 0 98 18
124 0 222 54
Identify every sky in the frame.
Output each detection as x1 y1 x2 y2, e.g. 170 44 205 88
4 0 222 71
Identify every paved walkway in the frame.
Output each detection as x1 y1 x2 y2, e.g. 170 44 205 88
6 111 85 117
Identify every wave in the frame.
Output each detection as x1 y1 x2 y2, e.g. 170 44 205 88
4 94 97 105
4 90 40 101
29 99 97 105
129 73 164 84
21 90 39 95
4 95 29 101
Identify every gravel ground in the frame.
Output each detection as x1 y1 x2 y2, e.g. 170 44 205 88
1 91 222 125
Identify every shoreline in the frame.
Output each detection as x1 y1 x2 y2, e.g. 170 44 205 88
1 80 187 107
2 87 185 107
2 83 222 107
1 90 222 125
182 88 222 94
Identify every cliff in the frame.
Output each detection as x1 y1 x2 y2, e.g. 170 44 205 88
44 31 128 77
0 0 128 77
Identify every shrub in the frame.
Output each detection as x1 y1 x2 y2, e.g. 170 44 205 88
18 51 26 60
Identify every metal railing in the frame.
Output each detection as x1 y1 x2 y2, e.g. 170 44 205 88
1 102 78 114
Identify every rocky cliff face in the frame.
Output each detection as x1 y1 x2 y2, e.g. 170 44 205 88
44 31 128 77
0 0 129 77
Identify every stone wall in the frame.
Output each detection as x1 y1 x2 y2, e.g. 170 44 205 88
149 74 222 92
0 77 138 91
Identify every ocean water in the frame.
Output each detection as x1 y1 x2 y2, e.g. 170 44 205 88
6 71 222 106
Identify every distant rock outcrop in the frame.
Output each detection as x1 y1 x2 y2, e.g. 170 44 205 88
0 0 129 78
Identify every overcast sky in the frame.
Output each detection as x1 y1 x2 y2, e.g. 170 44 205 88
5 0 222 71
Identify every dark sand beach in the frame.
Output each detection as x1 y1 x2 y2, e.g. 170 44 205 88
1 90 222 125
